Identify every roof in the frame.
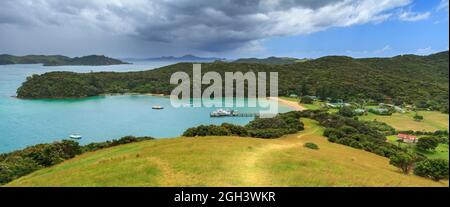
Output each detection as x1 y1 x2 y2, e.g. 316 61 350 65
397 133 417 140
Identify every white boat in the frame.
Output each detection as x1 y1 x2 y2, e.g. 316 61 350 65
69 134 82 140
152 105 164 110
210 109 238 117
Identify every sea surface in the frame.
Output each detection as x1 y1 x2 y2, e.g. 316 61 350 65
0 61 292 153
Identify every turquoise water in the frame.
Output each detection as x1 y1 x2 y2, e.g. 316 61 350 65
0 62 292 153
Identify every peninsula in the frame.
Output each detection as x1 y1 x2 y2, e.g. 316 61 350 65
0 54 128 66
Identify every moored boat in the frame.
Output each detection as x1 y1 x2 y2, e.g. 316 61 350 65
210 109 238 117
69 134 82 140
152 105 164 110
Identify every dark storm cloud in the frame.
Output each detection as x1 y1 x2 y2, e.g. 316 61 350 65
0 0 416 55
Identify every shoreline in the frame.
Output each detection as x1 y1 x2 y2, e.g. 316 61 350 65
103 92 169 97
269 96 306 111
15 93 307 111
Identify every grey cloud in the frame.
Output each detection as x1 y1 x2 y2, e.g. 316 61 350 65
0 0 415 54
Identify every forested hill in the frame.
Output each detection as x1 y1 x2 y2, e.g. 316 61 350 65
17 51 449 112
233 57 310 65
0 55 128 66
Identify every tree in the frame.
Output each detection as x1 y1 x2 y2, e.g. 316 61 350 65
414 159 449 181
338 106 355 117
299 81 308 96
389 152 416 174
300 96 314 104
416 137 439 151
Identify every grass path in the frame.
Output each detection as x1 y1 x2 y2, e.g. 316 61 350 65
236 124 318 186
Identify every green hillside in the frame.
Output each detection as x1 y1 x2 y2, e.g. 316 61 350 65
16 51 449 112
0 54 128 66
6 120 447 187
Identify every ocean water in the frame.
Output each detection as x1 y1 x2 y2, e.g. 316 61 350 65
0 62 292 153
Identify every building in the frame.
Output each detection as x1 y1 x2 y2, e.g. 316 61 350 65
379 103 405 113
354 108 366 115
304 95 318 100
397 133 418 143
326 102 351 108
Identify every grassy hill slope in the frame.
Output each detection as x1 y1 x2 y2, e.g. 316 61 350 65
7 120 447 187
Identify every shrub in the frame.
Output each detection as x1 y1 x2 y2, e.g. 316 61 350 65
414 159 449 181
221 123 249 136
304 142 319 150
81 136 154 152
183 125 231 137
249 129 285 139
368 108 392 116
20 140 82 167
364 121 396 135
323 128 345 139
414 113 424 121
340 125 358 135
182 112 305 139
246 117 287 130
0 156 41 184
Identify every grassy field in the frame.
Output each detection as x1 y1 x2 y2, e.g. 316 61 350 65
359 111 449 131
7 119 447 187
279 98 448 132
387 136 449 160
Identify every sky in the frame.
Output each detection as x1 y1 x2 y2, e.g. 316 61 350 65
0 0 448 59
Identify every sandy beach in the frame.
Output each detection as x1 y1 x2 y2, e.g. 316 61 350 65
269 97 306 111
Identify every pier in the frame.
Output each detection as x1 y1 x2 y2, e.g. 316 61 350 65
210 112 260 118
209 109 261 118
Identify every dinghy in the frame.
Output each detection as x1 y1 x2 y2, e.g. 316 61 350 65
69 134 82 140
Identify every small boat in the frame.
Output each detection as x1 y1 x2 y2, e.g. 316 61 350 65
210 109 238 117
69 134 82 140
152 105 164 110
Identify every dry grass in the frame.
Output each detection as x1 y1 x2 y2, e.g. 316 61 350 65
359 111 449 131
6 120 448 187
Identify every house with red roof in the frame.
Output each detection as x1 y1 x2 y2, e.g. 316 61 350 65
397 133 418 143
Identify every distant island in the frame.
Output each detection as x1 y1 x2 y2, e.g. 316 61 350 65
233 57 311 65
124 54 226 62
0 54 129 66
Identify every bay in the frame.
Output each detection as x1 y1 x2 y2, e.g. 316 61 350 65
0 62 292 153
